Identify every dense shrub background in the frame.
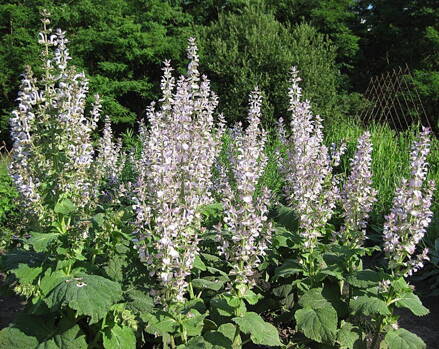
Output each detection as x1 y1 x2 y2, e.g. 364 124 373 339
1 0 438 143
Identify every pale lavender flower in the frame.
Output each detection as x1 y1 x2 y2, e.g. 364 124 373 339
280 67 339 250
9 14 107 226
383 127 435 277
134 38 224 304
338 132 377 246
216 88 273 287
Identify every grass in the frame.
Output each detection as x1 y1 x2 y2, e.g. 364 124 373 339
325 116 439 242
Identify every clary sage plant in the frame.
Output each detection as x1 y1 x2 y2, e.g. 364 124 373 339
0 11 435 349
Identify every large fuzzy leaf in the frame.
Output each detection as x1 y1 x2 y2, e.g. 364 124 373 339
350 296 390 316
36 319 87 349
381 328 426 349
28 232 59 253
0 327 39 348
295 306 338 344
233 312 282 347
11 263 42 284
0 316 87 349
45 274 122 323
298 288 328 309
395 293 429 316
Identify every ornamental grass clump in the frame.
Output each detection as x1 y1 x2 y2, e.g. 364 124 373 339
134 38 225 304
216 88 273 289
383 127 436 277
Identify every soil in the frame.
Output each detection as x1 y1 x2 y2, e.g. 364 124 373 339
0 273 25 329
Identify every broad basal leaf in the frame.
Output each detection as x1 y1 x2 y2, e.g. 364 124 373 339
233 312 282 347
381 328 426 349
295 306 337 344
350 296 390 316
45 274 122 323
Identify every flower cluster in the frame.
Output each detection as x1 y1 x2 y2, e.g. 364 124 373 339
134 38 224 303
216 89 273 287
383 127 435 276
280 67 341 249
9 13 104 221
339 131 377 246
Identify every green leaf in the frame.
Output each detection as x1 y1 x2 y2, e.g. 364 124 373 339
181 310 207 336
203 331 231 348
192 278 224 291
298 288 329 309
45 274 123 324
39 270 68 296
92 213 106 227
337 321 362 349
11 264 42 284
0 327 38 348
395 293 429 316
125 289 154 314
381 328 426 349
143 311 178 336
103 324 136 349
193 255 207 271
217 323 238 342
295 306 337 344
350 296 390 316
233 312 282 347
180 336 209 348
28 233 59 253
54 199 76 215
347 270 383 289
37 319 87 349
204 324 242 349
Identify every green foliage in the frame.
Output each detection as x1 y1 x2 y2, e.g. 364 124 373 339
198 6 343 126
267 0 360 69
0 0 193 142
381 328 426 349
232 312 282 346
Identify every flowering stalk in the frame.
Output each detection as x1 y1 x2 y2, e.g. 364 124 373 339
134 38 224 304
9 13 105 226
338 131 377 247
280 67 341 252
216 89 273 289
383 127 435 277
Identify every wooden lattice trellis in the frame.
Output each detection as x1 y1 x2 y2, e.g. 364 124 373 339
358 65 433 132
